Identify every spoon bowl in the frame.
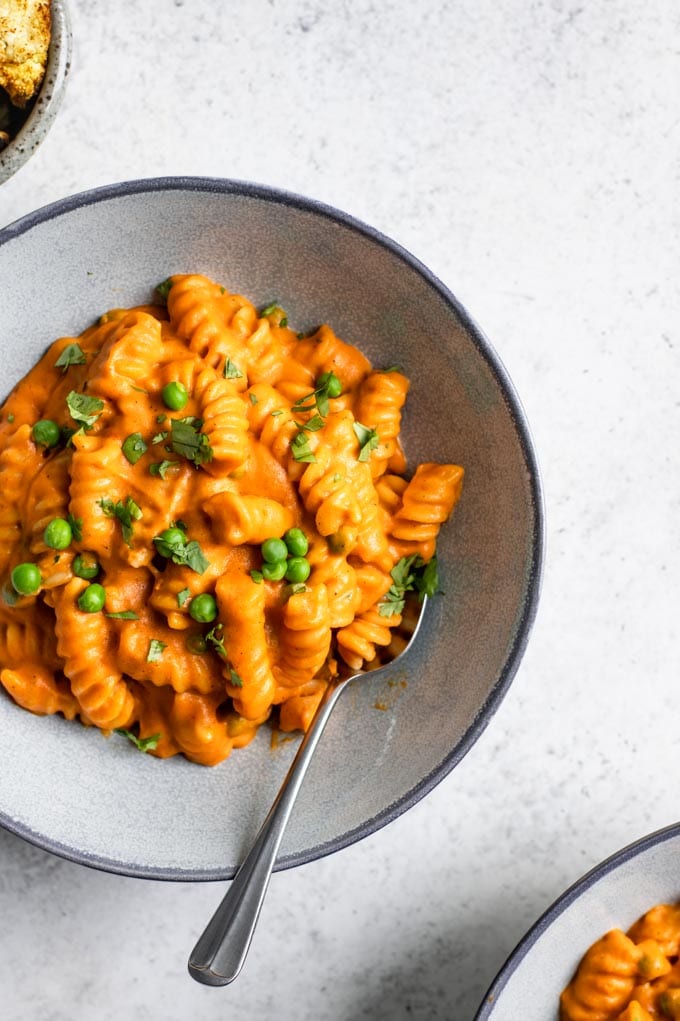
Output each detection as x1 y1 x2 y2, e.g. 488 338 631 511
188 594 429 986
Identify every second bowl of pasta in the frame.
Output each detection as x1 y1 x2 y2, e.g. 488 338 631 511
0 178 543 878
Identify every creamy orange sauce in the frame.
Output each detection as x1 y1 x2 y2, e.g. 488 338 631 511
0 274 463 765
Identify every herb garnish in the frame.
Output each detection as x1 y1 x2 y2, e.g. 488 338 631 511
149 460 178 479
115 728 161 752
224 358 243 380
177 587 191 607
106 610 139 620
66 391 104 431
290 430 316 464
229 668 243 688
156 278 173 300
147 639 167 662
98 496 142 547
353 421 380 462
67 513 83 542
152 528 210 574
206 623 226 657
378 554 441 617
55 343 86 372
170 417 213 465
122 432 148 465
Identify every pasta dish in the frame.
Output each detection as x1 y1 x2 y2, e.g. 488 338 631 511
0 274 463 765
561 902 680 1019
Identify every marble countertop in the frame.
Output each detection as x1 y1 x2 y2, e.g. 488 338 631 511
1 1 678 1018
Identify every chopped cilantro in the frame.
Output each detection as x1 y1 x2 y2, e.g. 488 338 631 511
105 610 139 620
170 417 213 465
146 639 167 662
260 301 279 316
297 413 324 432
67 513 83 542
7 413 14 423
152 431 168 444
122 432 148 465
152 528 210 574
66 391 104 431
224 358 243 380
206 623 226 657
290 430 316 463
229 668 243 688
149 460 178 479
378 554 440 617
156 278 173 300
177 587 191 607
98 496 142 547
249 392 259 406
250 570 263 584
55 343 86 372
353 421 380 462
115 728 161 752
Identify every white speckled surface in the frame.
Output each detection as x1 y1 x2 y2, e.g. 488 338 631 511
0 1 678 1019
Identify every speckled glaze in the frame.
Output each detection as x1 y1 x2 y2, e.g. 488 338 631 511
0 0 71 185
0 178 543 879
475 823 680 1019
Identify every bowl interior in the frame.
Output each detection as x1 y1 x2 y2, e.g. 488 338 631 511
0 180 542 878
476 825 680 1019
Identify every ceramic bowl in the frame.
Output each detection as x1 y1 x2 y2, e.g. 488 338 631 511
475 823 680 1019
0 178 543 879
0 0 72 185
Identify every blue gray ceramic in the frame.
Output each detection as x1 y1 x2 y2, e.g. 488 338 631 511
0 0 71 184
475 823 680 1018
0 179 543 878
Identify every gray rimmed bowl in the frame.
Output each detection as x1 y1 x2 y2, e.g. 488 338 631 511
475 823 680 1019
0 0 72 185
0 177 543 879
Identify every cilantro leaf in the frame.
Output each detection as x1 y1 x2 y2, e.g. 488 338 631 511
149 460 178 479
122 432 148 465
290 430 316 463
146 639 167 662
67 513 83 542
55 343 86 372
250 570 263 584
105 610 139 620
99 496 142 547
152 529 210 574
177 587 191 607
170 417 213 466
156 278 173 300
66 391 104 430
378 554 440 616
353 421 380 462
206 623 226 658
415 556 440 599
115 728 161 752
229 668 243 688
224 358 243 380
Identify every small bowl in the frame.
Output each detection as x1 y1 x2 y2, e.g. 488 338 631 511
0 0 72 185
0 178 543 878
475 823 680 1019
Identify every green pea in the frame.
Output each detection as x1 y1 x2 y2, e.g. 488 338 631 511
261 537 288 564
317 371 342 398
77 583 106 613
161 381 189 411
31 419 60 448
72 552 100 580
283 527 308 557
285 556 311 583
43 517 73 550
189 593 217 623
154 527 186 557
262 560 287 582
10 562 41 596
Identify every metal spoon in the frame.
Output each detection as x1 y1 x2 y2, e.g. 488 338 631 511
188 594 428 987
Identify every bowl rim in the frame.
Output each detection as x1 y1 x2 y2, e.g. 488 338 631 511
474 820 680 1017
0 176 545 880
0 0 72 184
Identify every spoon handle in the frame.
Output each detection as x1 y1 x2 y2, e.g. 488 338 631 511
188 677 349 986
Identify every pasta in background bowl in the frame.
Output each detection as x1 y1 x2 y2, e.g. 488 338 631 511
474 824 680 1020
0 178 542 878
